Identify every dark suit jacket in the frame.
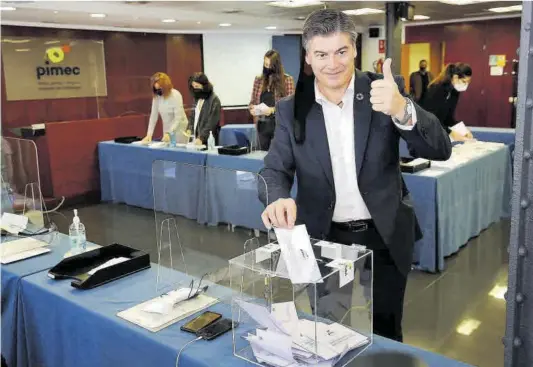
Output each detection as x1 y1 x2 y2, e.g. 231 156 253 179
258 68 452 276
187 93 222 144
419 82 460 134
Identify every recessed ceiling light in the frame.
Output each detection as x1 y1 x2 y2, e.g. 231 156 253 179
295 16 307 20
90 13 107 18
439 0 493 5
15 49 31 52
0 6 16 11
197 21 201 24
489 5 522 13
488 285 507 300
265 26 277 30
44 40 61 45
343 8 384 16
219 23 232 27
162 19 176 23
53 11 59 14
413 15 431 20
268 0 323 8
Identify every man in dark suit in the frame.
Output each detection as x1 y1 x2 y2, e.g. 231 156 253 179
258 9 451 342
409 59 434 103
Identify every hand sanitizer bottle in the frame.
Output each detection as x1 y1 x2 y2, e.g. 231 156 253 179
207 131 216 151
69 209 86 255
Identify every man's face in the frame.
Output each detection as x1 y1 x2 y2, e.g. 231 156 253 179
419 61 427 70
305 32 355 91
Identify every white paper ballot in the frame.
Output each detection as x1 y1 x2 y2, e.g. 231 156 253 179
450 122 470 137
326 259 355 288
88 257 130 275
274 225 323 284
248 336 294 367
236 299 288 334
272 301 299 338
255 329 295 362
314 241 343 261
1 213 29 234
253 103 271 116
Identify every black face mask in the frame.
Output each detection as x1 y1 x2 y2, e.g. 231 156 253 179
263 67 273 77
193 87 210 100
153 87 163 96
420 66 427 72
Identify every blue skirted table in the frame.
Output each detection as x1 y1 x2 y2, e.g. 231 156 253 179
98 142 511 273
7 233 473 367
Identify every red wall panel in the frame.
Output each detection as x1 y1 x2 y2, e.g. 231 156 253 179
1 26 203 129
405 18 520 128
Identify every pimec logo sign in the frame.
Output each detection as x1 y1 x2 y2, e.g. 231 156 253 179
36 44 81 80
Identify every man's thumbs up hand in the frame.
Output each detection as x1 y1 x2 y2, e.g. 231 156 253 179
370 58 406 119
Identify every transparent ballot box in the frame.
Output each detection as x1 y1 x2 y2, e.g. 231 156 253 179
229 238 373 366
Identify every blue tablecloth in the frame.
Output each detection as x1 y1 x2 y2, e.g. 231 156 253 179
14 244 472 367
0 233 73 367
99 141 207 219
219 124 256 146
99 143 511 273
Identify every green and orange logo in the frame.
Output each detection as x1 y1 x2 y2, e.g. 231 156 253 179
37 43 80 80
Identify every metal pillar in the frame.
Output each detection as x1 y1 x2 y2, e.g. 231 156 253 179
505 1 533 366
385 2 402 74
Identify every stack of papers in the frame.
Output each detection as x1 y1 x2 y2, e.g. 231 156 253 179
0 237 50 264
237 299 369 367
1 213 28 234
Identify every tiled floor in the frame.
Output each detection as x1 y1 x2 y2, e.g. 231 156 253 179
52 203 509 367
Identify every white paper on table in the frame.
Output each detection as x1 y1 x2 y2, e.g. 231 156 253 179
274 225 323 284
118 292 218 332
0 213 28 234
88 257 130 275
272 301 299 338
236 299 288 334
402 158 430 167
0 237 50 264
253 103 271 116
450 122 470 137
326 259 355 288
256 243 281 263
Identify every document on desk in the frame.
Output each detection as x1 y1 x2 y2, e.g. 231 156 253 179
118 292 218 332
274 225 323 284
0 213 28 235
0 237 50 264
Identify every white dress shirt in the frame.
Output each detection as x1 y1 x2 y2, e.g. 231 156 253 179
315 73 417 223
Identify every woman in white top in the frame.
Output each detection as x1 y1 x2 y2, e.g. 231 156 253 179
141 72 188 143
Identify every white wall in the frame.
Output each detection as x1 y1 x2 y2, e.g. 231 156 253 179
203 33 272 107
361 26 385 72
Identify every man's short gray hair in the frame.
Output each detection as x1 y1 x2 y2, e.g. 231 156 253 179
302 9 358 51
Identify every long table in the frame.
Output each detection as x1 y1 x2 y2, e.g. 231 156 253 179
98 141 511 272
3 233 473 367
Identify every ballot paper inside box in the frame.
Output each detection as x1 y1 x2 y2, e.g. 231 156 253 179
228 237 373 367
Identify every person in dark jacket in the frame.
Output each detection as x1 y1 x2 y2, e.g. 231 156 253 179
186 72 222 145
420 62 473 142
409 59 433 103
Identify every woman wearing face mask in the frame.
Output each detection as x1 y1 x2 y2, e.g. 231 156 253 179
249 49 295 150
142 72 188 144
186 72 222 145
420 62 473 142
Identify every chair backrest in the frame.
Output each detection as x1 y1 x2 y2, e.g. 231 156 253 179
234 131 250 147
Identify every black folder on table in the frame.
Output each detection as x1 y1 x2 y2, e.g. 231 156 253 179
48 243 150 290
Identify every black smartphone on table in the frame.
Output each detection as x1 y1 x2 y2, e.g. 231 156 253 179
197 318 238 341
180 311 222 334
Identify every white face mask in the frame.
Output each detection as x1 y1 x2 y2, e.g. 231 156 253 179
454 83 468 92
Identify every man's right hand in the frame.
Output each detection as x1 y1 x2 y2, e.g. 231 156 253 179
141 135 152 144
450 130 469 142
261 198 297 229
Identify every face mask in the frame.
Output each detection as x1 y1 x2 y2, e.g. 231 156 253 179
420 66 427 72
153 87 163 96
263 67 273 76
453 83 468 92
